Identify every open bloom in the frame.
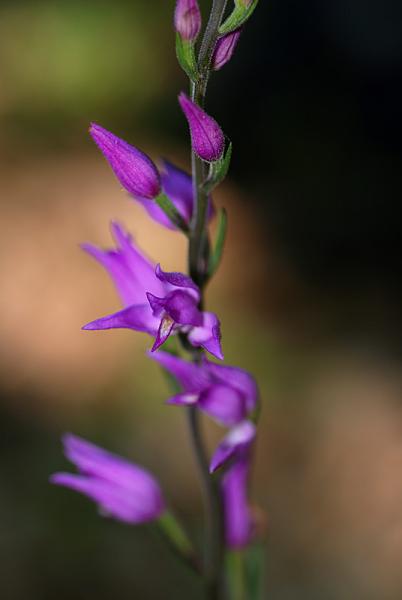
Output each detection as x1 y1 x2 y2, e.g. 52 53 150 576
210 421 256 549
150 352 258 426
212 29 242 71
210 420 256 473
50 434 165 524
178 93 225 162
82 222 223 359
222 456 254 549
174 0 201 41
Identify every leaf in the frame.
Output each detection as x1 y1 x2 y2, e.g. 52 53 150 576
175 33 198 81
219 0 259 36
154 192 189 233
245 544 265 600
208 208 227 279
203 142 232 195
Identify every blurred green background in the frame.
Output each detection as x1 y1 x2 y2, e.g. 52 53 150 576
1 0 402 598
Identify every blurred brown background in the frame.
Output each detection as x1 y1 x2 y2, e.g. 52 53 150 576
1 0 402 598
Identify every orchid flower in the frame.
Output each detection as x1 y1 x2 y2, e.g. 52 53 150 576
82 222 223 359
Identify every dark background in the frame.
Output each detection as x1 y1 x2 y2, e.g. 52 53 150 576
1 1 402 598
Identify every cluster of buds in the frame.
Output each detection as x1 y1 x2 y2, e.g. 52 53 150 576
51 0 261 593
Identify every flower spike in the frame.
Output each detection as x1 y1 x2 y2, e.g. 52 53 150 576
178 92 225 162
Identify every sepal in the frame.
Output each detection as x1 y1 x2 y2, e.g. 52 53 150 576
219 0 259 35
176 33 198 82
203 142 232 195
155 192 189 233
207 208 227 280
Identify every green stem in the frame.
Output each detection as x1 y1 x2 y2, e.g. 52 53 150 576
186 1 229 598
189 0 228 284
157 511 201 574
225 551 247 600
187 405 223 599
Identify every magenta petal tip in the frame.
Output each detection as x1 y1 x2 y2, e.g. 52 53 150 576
178 93 225 162
89 122 161 199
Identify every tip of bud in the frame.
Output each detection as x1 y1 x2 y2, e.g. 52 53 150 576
178 93 225 162
174 0 202 42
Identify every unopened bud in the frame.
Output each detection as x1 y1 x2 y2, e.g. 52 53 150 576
174 0 201 42
178 92 225 162
212 29 242 71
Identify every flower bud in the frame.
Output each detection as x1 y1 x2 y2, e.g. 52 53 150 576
212 29 242 71
178 92 225 162
89 123 161 199
174 0 201 42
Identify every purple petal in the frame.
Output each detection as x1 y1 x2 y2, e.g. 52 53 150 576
83 304 158 334
82 222 165 307
135 197 178 230
210 421 256 473
62 434 157 491
161 161 193 225
188 311 224 359
151 315 175 352
205 360 258 413
148 290 203 326
212 29 242 71
178 93 225 162
155 264 200 300
148 351 211 392
51 434 166 523
161 160 215 226
136 161 214 230
198 383 246 426
89 123 160 199
174 0 201 41
222 458 253 549
51 472 164 524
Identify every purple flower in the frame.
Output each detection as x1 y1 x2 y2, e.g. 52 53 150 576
209 420 256 473
210 422 256 549
82 222 223 359
178 93 225 162
50 434 165 524
137 160 215 230
222 456 254 549
89 123 161 200
149 352 258 426
174 0 201 42
212 29 242 71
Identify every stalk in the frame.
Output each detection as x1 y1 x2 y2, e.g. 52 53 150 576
186 2 229 598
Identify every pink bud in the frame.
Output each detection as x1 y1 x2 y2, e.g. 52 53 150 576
178 92 225 162
174 0 201 42
89 123 161 200
212 29 242 71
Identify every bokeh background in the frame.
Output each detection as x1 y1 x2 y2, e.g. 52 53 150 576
1 0 402 598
